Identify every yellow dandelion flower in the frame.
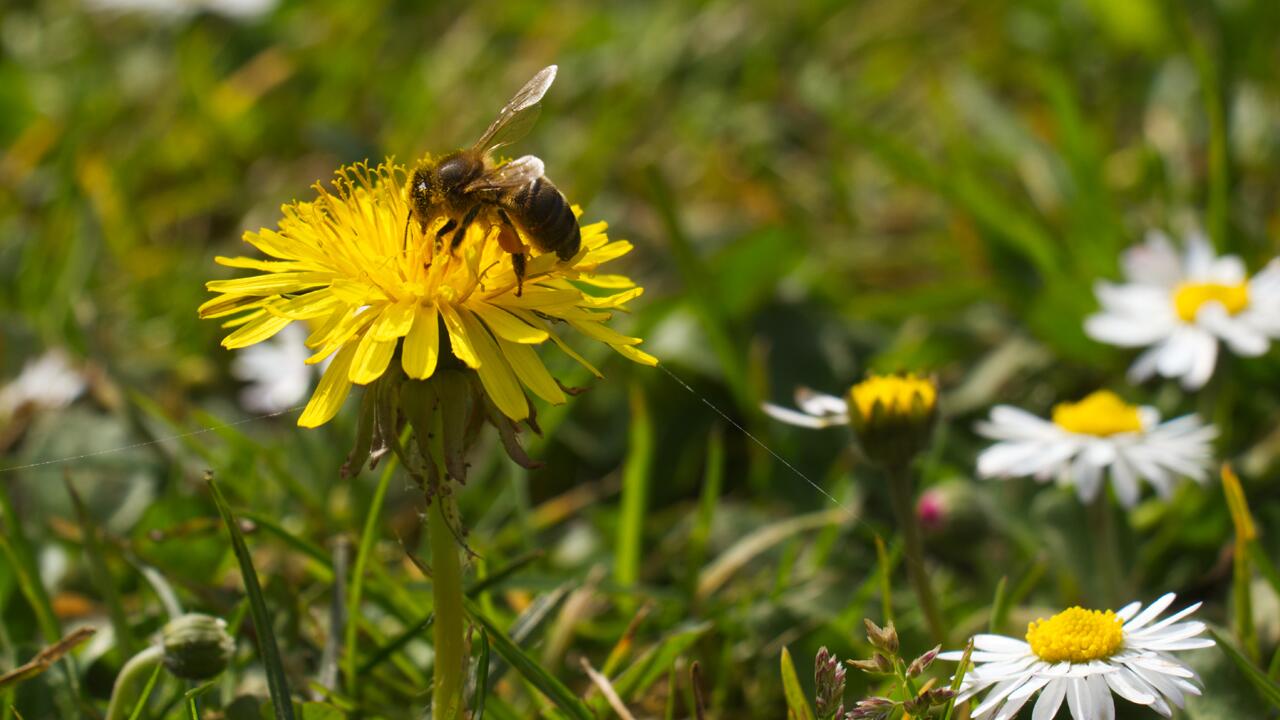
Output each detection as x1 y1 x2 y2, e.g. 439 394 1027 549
200 161 655 428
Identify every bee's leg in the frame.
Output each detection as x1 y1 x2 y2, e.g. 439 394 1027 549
511 252 527 297
432 218 457 251
494 208 528 296
449 204 482 253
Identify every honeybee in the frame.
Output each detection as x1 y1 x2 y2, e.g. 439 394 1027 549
409 65 579 294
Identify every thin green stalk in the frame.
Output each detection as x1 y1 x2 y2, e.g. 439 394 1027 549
1089 493 1123 608
885 465 946 645
104 645 164 720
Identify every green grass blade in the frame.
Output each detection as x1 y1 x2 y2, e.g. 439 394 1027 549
779 647 815 720
615 383 652 607
66 479 135 657
207 476 296 720
183 681 216 720
987 576 1009 634
1210 629 1280 709
472 630 490 720
124 663 163 720
0 486 60 644
941 639 974 720
344 455 398 698
611 622 711 702
687 426 723 596
463 598 593 720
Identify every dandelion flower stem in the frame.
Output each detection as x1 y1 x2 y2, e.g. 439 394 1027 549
428 410 466 720
885 464 947 645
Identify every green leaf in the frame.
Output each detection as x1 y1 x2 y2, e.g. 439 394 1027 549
208 476 297 720
779 647 815 720
463 598 593 720
1209 629 1280 709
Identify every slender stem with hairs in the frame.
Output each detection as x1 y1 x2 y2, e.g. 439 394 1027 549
885 464 947 645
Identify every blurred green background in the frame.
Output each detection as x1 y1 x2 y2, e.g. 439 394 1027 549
3 0 1280 717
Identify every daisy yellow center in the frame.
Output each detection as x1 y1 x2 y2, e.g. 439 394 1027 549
1173 281 1249 323
1026 607 1124 663
1051 390 1142 437
848 374 937 419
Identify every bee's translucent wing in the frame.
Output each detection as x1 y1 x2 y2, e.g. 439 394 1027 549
465 155 545 192
471 65 557 155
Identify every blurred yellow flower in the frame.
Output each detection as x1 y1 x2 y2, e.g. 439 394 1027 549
847 373 937 421
200 161 655 427
1050 390 1142 436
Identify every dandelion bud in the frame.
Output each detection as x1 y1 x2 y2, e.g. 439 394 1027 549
907 644 941 677
846 374 937 471
862 618 899 655
161 613 234 681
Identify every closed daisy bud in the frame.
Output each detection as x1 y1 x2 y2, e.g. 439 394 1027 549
161 613 234 681
846 374 938 471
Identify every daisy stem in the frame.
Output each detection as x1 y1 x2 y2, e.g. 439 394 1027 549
1089 493 1123 607
428 420 466 720
886 464 947 646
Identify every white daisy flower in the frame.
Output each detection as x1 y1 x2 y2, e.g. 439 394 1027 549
940 593 1213 720
0 349 87 419
230 323 320 414
761 386 851 429
1085 229 1280 390
975 390 1215 507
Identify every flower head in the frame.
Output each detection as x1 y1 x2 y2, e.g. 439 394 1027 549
941 593 1213 719
200 161 655 428
762 373 937 469
1085 229 1280 390
975 390 1215 507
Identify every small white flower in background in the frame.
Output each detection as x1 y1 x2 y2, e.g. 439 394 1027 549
231 323 320 414
1085 229 1280 390
0 349 87 419
762 387 850 428
941 593 1213 720
83 0 277 20
975 390 1214 507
